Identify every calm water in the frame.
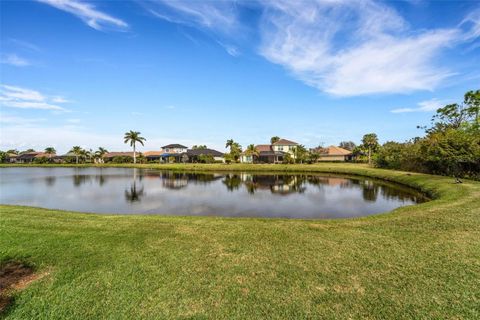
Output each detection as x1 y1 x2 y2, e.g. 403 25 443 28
0 168 427 219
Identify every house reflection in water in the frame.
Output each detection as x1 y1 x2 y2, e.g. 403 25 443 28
239 173 307 195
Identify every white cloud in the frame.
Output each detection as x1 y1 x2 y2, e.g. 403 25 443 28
0 85 70 111
259 0 461 96
145 0 238 33
37 0 128 31
461 8 480 41
144 0 242 56
1 54 31 67
391 98 446 113
143 0 478 96
51 96 71 103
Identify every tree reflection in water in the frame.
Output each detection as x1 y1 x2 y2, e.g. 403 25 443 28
125 169 145 202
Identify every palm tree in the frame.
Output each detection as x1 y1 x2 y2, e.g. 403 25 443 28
225 139 234 149
245 144 259 163
81 149 93 163
124 130 146 164
44 147 56 160
69 146 83 164
95 147 108 164
361 133 379 165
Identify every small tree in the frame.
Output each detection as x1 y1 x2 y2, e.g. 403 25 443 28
69 146 83 164
339 141 356 151
361 133 379 165
245 144 259 163
270 136 280 144
44 147 56 161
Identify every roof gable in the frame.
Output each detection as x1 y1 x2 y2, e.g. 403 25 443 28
272 139 298 146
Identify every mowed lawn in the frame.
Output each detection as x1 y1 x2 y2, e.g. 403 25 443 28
1 164 479 319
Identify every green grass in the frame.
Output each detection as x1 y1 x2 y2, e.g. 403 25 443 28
1 164 479 319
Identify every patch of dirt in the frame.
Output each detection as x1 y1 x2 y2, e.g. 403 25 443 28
0 261 47 314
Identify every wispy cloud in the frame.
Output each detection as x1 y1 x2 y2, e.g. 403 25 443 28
142 0 479 96
144 0 238 33
1 54 31 67
144 0 242 56
51 96 71 103
391 98 446 113
8 39 41 52
0 85 70 111
37 0 128 31
258 0 462 96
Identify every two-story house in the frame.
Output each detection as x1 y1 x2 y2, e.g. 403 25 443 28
240 139 299 164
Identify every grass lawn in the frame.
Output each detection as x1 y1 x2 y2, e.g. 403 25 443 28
1 163 479 319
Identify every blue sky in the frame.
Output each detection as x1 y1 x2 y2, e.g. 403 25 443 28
0 0 479 153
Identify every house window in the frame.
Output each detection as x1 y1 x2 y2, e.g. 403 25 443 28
165 148 169 152
277 146 283 151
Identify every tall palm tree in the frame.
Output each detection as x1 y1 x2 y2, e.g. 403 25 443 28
70 146 83 164
124 131 146 164
44 147 56 160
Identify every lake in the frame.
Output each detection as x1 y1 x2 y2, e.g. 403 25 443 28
0 167 427 219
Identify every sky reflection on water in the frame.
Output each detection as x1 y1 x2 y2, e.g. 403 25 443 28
0 168 427 218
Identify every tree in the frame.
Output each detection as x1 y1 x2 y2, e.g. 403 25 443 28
22 149 35 154
69 146 83 164
361 133 379 165
0 151 7 163
44 147 56 160
293 145 309 164
192 145 207 150
245 144 259 163
464 89 480 127
124 130 146 164
270 136 280 144
225 139 242 162
339 141 356 151
95 147 108 163
6 149 18 155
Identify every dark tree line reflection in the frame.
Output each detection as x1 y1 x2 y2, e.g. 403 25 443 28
51 170 426 204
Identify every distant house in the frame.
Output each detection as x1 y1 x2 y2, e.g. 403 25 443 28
313 146 353 162
161 144 188 154
143 151 163 162
240 139 299 164
16 152 55 163
187 148 225 163
6 153 18 163
145 146 224 163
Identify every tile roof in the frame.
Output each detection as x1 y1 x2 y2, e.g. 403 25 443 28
104 152 135 158
272 139 299 146
255 144 273 152
187 149 224 157
162 144 187 149
143 151 163 157
316 146 352 156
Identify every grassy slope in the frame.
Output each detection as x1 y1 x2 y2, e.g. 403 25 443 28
1 164 479 319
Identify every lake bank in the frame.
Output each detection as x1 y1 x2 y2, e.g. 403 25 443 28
1 165 479 318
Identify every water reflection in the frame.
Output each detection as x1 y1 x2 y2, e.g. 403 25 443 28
0 168 428 218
